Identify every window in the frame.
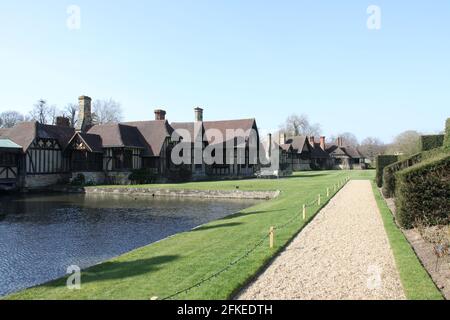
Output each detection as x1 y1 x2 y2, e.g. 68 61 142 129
72 151 102 171
112 149 132 170
0 152 17 166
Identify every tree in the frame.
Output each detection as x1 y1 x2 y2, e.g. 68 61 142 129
0 111 25 128
386 130 421 156
29 99 58 124
279 114 321 137
63 103 78 128
92 98 123 124
359 137 386 162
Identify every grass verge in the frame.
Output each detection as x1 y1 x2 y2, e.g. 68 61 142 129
371 182 443 300
6 170 361 300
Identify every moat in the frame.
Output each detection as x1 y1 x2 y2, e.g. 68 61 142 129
0 193 260 296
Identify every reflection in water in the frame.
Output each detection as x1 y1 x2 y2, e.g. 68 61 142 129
0 193 260 296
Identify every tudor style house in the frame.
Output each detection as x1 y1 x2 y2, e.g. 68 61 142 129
0 95 263 189
261 133 366 175
171 108 260 178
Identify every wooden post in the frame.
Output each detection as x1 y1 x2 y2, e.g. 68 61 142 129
318 194 321 206
302 204 306 220
327 187 329 197
269 227 274 249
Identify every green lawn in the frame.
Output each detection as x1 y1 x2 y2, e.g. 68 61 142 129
6 169 439 300
6 170 358 300
371 182 443 300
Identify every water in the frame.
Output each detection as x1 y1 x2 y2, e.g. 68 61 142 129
0 193 260 297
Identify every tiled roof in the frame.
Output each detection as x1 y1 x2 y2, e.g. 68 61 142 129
203 119 257 145
171 122 205 143
121 120 173 157
285 136 309 153
67 132 103 153
310 142 330 159
87 123 148 151
0 121 75 152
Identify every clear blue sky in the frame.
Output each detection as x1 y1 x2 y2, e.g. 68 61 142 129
0 0 449 143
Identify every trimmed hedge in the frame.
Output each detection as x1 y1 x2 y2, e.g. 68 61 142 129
395 154 450 229
376 155 399 187
444 118 450 148
382 153 422 198
420 135 444 151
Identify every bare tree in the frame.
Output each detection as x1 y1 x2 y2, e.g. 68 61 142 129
63 103 78 128
279 114 321 137
0 111 25 128
92 98 123 124
29 99 58 124
386 130 421 156
359 137 386 162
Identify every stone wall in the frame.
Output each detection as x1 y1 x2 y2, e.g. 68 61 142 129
105 171 132 185
71 172 106 184
84 187 280 200
24 174 70 189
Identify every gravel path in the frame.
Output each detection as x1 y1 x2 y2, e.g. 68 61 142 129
237 180 405 300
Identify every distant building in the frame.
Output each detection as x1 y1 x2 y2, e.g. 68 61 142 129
261 133 366 175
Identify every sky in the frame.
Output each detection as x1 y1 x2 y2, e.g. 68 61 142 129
0 0 449 143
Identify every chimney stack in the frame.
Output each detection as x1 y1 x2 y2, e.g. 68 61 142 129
337 137 343 147
267 133 272 158
279 133 286 145
76 95 92 133
194 107 203 122
309 136 315 145
320 136 326 151
154 109 166 121
56 116 70 127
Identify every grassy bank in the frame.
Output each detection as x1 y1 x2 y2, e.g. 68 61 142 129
371 182 443 300
7 170 363 300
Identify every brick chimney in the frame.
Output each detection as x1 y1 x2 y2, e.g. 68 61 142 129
56 116 70 127
154 109 166 120
76 96 92 132
194 107 203 122
279 133 286 145
267 133 272 158
337 137 343 147
320 136 326 151
309 136 315 145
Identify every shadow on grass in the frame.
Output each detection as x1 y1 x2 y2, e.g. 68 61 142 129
192 222 243 232
285 173 332 178
222 209 287 220
42 255 180 287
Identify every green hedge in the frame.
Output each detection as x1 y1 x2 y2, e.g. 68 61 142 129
395 154 450 229
382 153 422 198
444 118 450 148
420 135 444 151
376 155 399 187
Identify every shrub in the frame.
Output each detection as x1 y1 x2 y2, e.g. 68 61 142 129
167 165 192 182
376 155 399 187
129 168 158 184
382 153 422 198
420 135 444 151
71 173 86 186
395 154 450 229
444 118 450 148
